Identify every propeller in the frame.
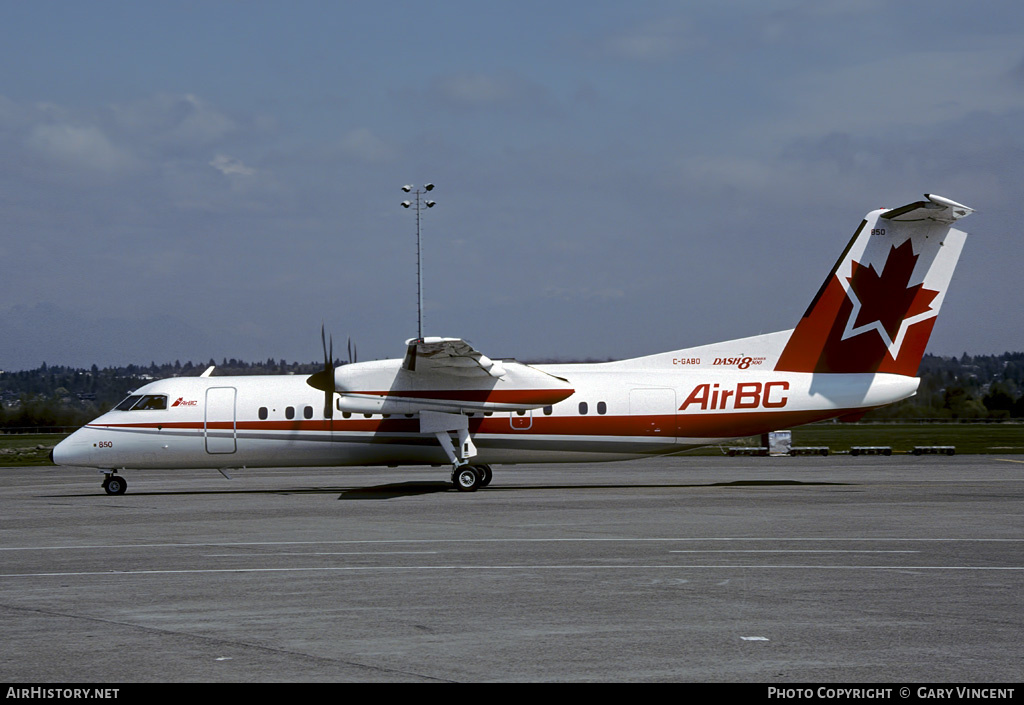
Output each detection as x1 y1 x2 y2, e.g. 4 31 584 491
306 324 335 419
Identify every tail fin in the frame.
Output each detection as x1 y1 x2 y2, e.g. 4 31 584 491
775 194 971 376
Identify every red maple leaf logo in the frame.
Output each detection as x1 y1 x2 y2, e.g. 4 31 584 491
846 238 939 343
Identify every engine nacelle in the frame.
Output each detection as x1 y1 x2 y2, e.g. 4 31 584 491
331 357 574 416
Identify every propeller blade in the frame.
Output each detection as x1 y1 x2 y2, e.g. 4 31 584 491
307 324 335 418
325 331 334 419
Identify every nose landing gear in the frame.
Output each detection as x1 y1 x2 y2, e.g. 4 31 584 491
102 473 127 495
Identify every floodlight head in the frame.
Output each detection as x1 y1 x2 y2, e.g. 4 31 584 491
401 201 411 208
402 185 412 192
425 200 436 208
424 183 434 191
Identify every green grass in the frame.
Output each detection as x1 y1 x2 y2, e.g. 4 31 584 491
689 422 1024 455
0 433 67 466
791 422 1024 455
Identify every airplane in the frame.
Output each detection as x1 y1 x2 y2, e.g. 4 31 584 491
52 193 973 495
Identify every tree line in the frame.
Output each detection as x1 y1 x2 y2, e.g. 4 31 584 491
2 352 1023 430
0 358 321 430
868 352 1024 420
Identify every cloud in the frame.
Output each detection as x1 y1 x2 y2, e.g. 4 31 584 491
338 128 398 164
162 94 236 145
1013 52 1024 84
109 93 237 148
431 71 554 114
10 92 255 184
759 43 1024 145
27 123 134 172
437 73 514 105
601 18 702 62
209 153 256 176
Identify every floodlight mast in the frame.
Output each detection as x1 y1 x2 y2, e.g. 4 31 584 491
400 184 436 340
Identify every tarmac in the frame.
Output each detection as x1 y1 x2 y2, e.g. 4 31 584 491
1 455 1021 683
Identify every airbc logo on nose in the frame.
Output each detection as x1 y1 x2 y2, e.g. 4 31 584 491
171 397 198 407
680 381 789 411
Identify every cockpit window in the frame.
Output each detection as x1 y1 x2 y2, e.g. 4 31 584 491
134 395 167 410
116 395 143 411
115 394 167 411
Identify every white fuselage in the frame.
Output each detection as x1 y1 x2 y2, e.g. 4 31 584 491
52 362 918 471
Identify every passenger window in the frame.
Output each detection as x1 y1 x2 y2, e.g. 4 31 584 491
285 406 295 420
597 402 607 415
543 406 553 415
303 406 313 419
258 407 268 420
579 402 588 415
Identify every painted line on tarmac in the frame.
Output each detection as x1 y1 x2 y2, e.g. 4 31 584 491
4 564 1024 579
3 537 1024 552
668 550 919 554
203 551 441 557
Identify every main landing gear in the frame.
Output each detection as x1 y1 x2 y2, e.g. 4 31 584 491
102 472 127 495
419 411 493 492
452 464 493 492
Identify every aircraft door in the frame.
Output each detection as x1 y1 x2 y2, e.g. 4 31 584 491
629 388 676 441
205 386 237 454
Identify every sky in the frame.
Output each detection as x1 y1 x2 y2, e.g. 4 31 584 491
2 0 1022 371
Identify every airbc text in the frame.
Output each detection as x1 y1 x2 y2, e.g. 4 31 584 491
679 381 790 411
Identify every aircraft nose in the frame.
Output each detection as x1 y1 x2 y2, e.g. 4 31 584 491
52 431 94 467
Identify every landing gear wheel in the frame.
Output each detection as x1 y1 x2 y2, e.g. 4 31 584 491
453 465 482 492
103 475 127 495
477 464 493 487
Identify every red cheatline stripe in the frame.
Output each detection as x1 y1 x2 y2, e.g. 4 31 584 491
86 406 861 439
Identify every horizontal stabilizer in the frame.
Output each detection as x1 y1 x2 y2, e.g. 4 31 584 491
880 194 973 223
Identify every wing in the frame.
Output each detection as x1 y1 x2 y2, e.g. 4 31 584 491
331 337 573 415
402 337 506 378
